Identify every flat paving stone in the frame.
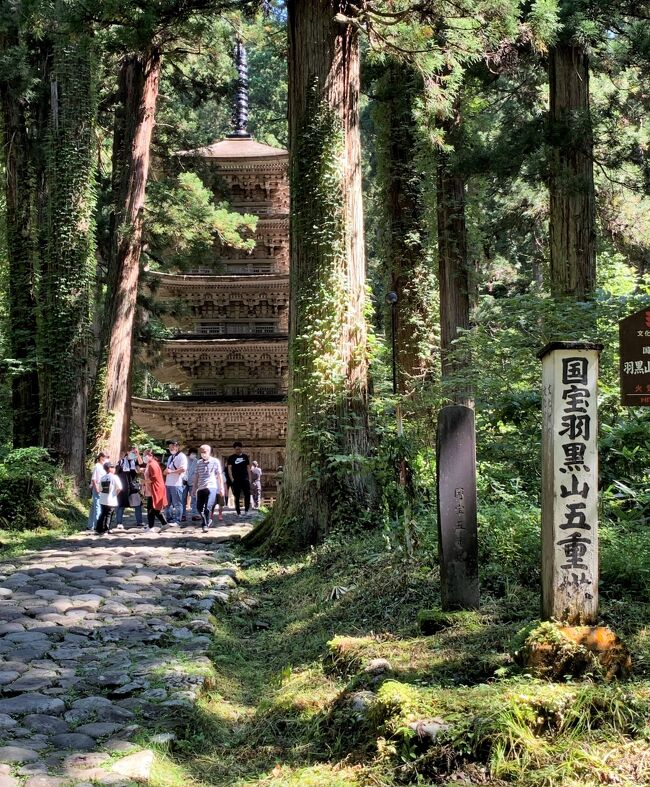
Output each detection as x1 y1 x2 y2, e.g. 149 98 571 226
0 694 65 716
0 745 40 763
23 714 70 735
49 733 96 751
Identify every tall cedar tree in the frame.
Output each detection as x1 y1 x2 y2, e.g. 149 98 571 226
548 39 596 298
372 59 435 392
437 99 473 406
38 36 97 484
93 0 258 460
95 48 162 460
1 8 96 482
246 0 371 550
0 15 40 446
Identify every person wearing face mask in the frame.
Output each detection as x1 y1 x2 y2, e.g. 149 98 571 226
192 445 225 533
226 441 251 517
182 448 199 522
142 448 168 529
163 440 188 525
115 446 144 529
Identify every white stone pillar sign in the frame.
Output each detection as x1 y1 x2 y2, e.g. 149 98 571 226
538 342 602 624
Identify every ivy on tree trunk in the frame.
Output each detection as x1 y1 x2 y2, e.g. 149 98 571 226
373 59 436 393
0 22 40 447
38 36 97 485
246 1 372 551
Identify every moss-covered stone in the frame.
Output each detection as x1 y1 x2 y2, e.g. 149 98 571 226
323 636 372 676
417 607 482 635
515 622 632 681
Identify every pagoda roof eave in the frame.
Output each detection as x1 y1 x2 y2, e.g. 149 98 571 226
174 137 287 160
146 271 289 285
160 337 288 348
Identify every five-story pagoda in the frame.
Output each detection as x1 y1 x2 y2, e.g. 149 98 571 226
132 42 288 501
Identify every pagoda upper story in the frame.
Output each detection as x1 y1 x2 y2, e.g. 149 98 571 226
133 39 289 500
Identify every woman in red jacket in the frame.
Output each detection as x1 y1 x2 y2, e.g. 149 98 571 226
143 449 168 530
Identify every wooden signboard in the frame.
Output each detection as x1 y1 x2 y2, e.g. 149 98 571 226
620 307 650 406
538 342 601 624
436 405 479 610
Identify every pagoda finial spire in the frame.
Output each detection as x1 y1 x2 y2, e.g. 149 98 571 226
230 38 250 138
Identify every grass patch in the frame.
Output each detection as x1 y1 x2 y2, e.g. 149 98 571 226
0 514 84 562
145 527 650 785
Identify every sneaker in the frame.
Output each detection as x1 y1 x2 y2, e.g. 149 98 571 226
202 525 208 533
115 524 125 530
191 515 202 521
167 521 180 527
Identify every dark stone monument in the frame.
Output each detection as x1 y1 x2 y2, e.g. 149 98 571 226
619 306 650 406
436 405 479 610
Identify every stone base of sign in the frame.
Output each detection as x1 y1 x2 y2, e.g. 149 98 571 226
436 405 479 611
517 622 632 681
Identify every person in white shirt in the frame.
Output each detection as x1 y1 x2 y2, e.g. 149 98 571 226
95 463 123 535
192 445 225 533
87 451 109 530
164 440 188 525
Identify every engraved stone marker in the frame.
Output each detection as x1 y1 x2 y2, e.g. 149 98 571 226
619 306 650 406
538 342 602 624
436 405 479 610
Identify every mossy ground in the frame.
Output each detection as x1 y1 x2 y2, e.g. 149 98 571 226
144 527 650 786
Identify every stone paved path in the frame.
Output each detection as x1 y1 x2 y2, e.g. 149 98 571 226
0 514 252 786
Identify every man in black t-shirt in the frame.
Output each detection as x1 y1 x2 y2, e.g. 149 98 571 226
227 441 251 516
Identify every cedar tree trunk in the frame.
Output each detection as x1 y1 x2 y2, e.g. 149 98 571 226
437 109 473 407
38 39 97 485
94 48 161 459
375 60 434 391
548 43 595 298
0 29 41 446
246 1 371 550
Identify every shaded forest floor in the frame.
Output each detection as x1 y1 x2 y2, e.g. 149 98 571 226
150 525 650 787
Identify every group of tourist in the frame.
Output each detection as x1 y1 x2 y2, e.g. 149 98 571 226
87 440 263 535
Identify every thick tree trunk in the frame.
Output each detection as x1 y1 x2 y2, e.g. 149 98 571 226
247 1 370 550
437 110 473 407
0 30 41 446
94 48 161 460
38 39 97 485
375 61 435 391
548 43 595 298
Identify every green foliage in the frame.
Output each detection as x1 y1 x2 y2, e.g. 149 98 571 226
0 447 81 530
145 172 257 271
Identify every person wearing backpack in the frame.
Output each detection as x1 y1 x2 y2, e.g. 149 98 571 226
192 445 225 533
95 462 123 535
115 447 144 529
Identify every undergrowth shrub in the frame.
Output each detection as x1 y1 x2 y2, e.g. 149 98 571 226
0 447 78 530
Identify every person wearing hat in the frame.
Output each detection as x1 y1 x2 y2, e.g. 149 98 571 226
95 462 123 535
164 439 187 525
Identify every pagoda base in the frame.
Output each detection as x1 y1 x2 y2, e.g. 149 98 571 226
131 397 287 498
